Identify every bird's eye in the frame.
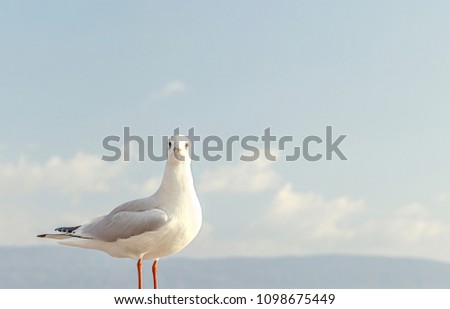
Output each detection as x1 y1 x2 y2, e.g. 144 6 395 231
185 143 188 149
169 141 172 148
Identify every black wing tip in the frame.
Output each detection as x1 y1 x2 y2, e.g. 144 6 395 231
55 225 81 234
36 234 47 238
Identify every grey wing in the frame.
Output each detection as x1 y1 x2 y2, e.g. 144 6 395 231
79 208 169 242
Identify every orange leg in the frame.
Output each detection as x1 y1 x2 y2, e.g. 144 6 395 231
137 258 143 289
152 259 159 289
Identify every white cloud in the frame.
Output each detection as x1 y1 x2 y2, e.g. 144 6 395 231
197 157 281 193
258 186 448 250
181 183 367 257
384 202 445 243
184 183 450 260
0 153 124 195
259 183 365 242
435 192 449 204
151 80 187 99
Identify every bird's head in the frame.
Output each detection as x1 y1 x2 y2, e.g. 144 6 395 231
167 135 192 164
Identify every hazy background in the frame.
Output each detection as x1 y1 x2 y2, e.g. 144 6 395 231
1 0 450 287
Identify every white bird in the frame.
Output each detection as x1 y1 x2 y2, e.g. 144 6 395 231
37 135 202 289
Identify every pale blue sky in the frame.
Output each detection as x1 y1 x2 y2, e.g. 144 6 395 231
1 1 449 261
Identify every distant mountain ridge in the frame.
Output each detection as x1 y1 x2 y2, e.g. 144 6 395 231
1 246 450 288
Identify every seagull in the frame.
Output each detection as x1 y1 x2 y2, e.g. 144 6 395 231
37 135 202 289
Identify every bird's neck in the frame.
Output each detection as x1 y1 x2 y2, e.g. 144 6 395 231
157 162 196 196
